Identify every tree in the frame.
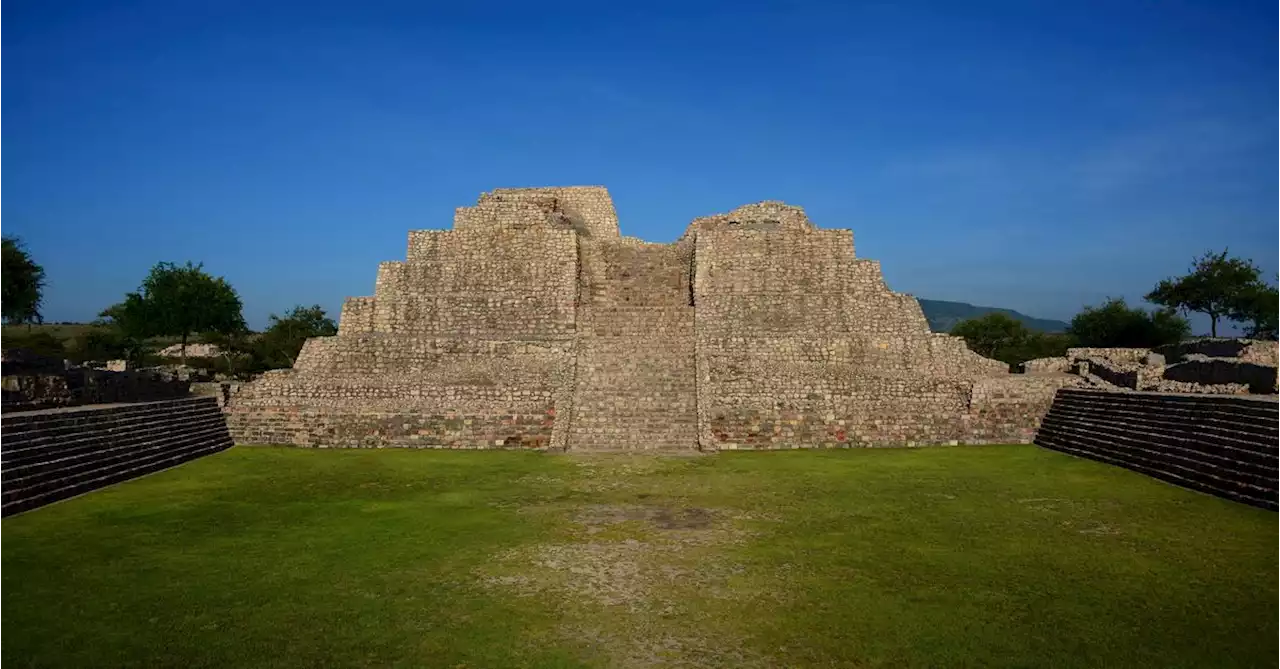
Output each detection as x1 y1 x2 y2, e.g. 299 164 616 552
1146 249 1265 337
950 313 1072 368
2 236 47 326
951 313 1032 364
1067 298 1189 348
67 325 145 365
101 262 245 365
249 304 338 371
1229 282 1278 340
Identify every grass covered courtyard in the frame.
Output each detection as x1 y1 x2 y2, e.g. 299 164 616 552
3 445 1275 668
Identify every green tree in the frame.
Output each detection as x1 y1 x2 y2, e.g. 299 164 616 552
101 262 246 365
950 313 1073 368
1228 282 1278 340
250 305 338 371
198 327 257 379
67 325 145 364
1067 298 1189 347
2 236 47 326
1146 249 1265 337
1 330 65 358
952 313 1032 365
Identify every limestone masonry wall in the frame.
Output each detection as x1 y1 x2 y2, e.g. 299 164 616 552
1036 389 1277 510
1022 341 1278 395
2 366 190 412
3 398 233 516
226 186 1076 450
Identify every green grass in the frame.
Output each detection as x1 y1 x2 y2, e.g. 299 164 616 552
3 446 1275 668
2 322 102 342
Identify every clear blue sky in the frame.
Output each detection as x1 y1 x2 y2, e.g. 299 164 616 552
4 0 1276 333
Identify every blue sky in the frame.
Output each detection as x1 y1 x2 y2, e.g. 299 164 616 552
4 0 1275 333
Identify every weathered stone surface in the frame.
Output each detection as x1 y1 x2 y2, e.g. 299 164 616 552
2 368 190 411
1163 358 1277 395
226 186 1075 450
1 397 233 516
158 343 224 358
1028 339 1278 395
1036 388 1278 510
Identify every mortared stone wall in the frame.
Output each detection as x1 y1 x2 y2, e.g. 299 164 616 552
226 187 1074 450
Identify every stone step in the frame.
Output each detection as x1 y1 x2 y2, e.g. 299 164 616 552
1036 433 1276 511
1 398 235 516
1049 395 1279 435
1043 404 1276 457
1034 434 1274 509
569 302 697 452
2 407 226 465
1035 420 1277 486
1035 389 1278 511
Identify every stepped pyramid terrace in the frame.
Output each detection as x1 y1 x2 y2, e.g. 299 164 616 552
226 186 1077 450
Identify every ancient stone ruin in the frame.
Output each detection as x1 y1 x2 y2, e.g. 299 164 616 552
1022 339 1279 395
226 186 1078 451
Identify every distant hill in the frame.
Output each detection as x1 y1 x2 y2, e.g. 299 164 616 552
917 299 1068 334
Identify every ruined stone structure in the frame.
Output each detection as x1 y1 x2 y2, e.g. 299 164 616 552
1022 340 1279 396
1036 389 1278 510
1 349 191 412
226 186 1077 451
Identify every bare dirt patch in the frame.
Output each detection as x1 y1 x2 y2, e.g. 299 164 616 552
480 458 773 667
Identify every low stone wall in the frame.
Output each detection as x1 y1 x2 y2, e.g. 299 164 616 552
1067 347 1150 362
1 398 233 516
2 369 190 411
1020 357 1071 374
1162 359 1277 395
228 406 556 449
705 374 1080 449
1035 389 1278 510
1158 339 1279 365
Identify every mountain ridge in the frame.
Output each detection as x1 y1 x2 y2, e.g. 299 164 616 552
917 298 1068 333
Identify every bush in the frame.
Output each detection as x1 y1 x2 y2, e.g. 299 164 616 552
2 330 66 359
64 327 143 364
951 314 1076 369
1068 298 1189 348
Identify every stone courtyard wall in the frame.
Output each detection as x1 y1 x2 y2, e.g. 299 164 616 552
2 398 233 516
2 354 190 411
1036 389 1278 510
227 187 1066 451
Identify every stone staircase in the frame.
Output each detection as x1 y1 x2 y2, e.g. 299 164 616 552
1035 388 1278 510
2 397 233 516
568 306 698 451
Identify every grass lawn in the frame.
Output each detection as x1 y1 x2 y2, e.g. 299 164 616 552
3 445 1275 668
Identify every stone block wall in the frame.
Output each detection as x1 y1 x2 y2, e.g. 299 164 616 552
1067 347 1151 362
2 398 233 516
691 204 1012 451
227 186 1061 451
1162 358 1277 395
1026 340 1278 395
568 306 696 450
2 367 190 412
1036 389 1278 510
1158 338 1279 365
226 338 572 449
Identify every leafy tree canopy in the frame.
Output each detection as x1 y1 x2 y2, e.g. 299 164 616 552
1229 281 1278 340
1146 249 1266 337
1067 298 1188 348
201 304 340 376
2 236 47 326
951 313 1073 369
101 261 245 363
250 304 338 371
